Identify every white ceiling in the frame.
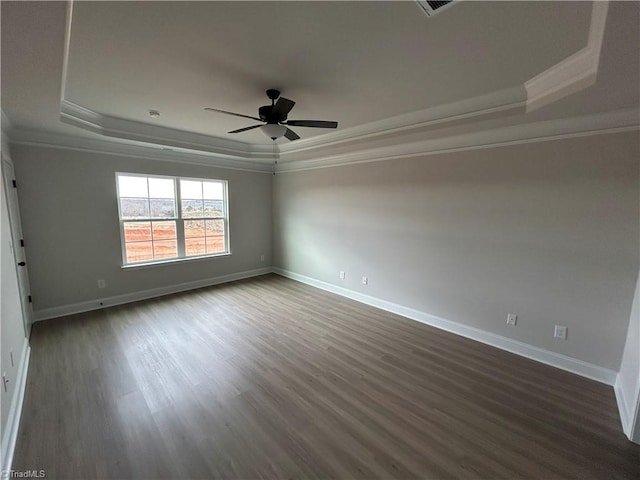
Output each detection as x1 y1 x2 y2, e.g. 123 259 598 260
1 1 639 161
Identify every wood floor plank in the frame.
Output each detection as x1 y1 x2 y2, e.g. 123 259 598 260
12 274 640 479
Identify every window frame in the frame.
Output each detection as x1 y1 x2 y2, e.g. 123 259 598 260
116 172 230 267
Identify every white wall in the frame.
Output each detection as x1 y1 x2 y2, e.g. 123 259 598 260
273 131 640 372
10 144 272 315
615 165 640 442
616 271 640 442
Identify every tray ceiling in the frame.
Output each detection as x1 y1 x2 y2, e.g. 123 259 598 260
2 1 638 169
63 1 590 143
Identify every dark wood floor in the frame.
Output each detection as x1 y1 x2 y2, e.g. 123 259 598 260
13 274 639 479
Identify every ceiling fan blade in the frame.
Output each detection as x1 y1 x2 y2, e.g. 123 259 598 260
273 97 296 119
228 124 263 134
204 107 261 122
286 120 338 129
284 128 300 141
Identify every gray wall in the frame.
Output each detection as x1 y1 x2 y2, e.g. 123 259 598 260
11 144 272 312
273 132 640 371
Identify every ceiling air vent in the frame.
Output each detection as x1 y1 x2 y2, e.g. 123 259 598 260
416 0 456 17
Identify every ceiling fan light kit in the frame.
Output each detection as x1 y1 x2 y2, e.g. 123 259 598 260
205 89 338 142
262 123 287 140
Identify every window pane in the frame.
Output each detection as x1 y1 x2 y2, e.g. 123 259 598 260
120 198 150 219
182 199 203 218
118 174 228 265
118 175 148 198
125 241 153 263
184 220 204 238
185 237 206 256
205 219 224 235
153 240 178 259
180 180 202 199
203 181 223 200
148 177 175 199
124 222 151 242
205 219 225 254
206 240 225 254
150 198 176 218
152 221 176 240
204 200 224 217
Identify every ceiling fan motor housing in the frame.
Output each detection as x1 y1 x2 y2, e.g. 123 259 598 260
259 105 278 123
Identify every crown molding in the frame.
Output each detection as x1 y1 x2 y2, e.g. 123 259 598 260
525 1 608 112
276 108 640 173
60 0 73 105
16 107 638 176
279 86 527 155
8 129 273 174
60 100 274 161
59 85 527 168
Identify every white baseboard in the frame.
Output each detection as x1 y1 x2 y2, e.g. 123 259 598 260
32 267 272 322
614 382 632 437
1 338 31 474
273 268 617 386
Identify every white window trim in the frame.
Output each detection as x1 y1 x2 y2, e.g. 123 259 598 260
116 172 230 267
120 251 232 270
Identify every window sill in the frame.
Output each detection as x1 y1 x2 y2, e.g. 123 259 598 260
121 252 232 270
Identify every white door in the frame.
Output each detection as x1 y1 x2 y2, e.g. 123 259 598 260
1 155 32 335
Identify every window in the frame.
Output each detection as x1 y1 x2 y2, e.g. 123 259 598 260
116 173 229 265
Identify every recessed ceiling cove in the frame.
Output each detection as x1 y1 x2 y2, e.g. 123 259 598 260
62 1 592 146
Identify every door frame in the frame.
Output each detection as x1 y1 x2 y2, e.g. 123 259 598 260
1 153 32 336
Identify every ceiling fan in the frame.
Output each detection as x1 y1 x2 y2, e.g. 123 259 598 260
205 89 338 141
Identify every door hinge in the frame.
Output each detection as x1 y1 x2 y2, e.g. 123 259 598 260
20 239 24 247
28 295 32 303
12 179 17 188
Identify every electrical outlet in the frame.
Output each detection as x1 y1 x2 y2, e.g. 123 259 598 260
260 254 265 262
362 276 368 285
97 279 106 289
506 313 517 326
554 325 567 340
339 271 345 280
